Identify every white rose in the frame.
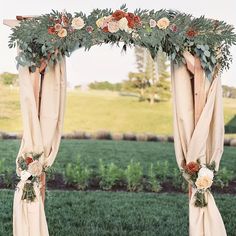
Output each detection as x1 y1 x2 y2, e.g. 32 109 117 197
28 160 43 176
20 170 32 181
198 167 214 180
118 17 129 32
108 21 120 33
71 17 85 30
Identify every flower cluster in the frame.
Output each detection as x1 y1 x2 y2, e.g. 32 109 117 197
96 10 141 33
149 17 170 29
182 160 215 207
17 152 45 202
48 13 85 38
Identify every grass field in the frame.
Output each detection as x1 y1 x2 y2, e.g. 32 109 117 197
1 190 236 236
0 85 235 137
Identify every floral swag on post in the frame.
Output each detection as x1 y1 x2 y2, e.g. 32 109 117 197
182 160 216 207
17 152 47 202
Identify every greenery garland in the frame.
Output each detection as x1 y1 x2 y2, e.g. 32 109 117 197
8 4 236 79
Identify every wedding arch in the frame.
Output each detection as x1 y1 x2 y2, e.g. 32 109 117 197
3 5 236 236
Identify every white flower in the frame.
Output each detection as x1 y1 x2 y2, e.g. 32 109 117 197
149 19 157 28
28 160 43 176
71 17 85 30
20 170 32 181
108 21 120 33
118 17 129 32
198 167 214 180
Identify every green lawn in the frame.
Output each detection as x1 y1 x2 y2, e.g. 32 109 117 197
0 86 235 137
1 190 236 236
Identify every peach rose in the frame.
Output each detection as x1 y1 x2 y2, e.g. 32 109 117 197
195 176 213 190
58 28 67 38
71 17 85 30
28 160 43 176
157 17 170 29
108 21 120 33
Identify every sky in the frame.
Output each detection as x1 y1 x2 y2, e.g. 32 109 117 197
0 0 235 87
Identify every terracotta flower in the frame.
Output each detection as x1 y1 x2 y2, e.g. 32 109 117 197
48 26 56 35
185 161 200 174
186 28 198 37
134 15 141 25
28 160 43 176
25 156 33 165
157 17 170 29
62 15 69 27
102 26 109 33
112 10 127 21
58 28 68 38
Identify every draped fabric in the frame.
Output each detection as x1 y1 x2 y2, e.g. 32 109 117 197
171 53 227 235
13 58 67 236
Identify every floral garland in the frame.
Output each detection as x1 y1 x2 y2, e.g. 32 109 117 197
182 159 216 207
17 152 46 202
8 5 236 79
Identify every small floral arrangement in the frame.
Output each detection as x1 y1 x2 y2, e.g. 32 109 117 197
17 152 46 202
47 11 85 38
96 9 141 33
181 159 216 207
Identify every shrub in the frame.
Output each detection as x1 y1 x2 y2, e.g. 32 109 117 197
171 168 188 192
125 160 143 191
214 167 234 188
156 160 170 181
147 163 161 192
98 159 124 190
64 156 91 190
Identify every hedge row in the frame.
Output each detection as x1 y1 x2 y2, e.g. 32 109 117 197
0 131 236 146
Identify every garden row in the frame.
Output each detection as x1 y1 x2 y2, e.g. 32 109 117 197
1 131 236 146
1 157 235 193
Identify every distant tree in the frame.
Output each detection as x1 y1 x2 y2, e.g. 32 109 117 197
89 81 122 91
0 72 18 86
125 47 170 104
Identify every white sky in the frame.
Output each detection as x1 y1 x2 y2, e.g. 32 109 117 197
0 0 235 87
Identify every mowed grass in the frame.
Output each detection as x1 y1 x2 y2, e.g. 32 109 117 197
0 85 235 137
1 190 236 236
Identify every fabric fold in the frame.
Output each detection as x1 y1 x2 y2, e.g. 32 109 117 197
13 58 67 236
171 56 226 236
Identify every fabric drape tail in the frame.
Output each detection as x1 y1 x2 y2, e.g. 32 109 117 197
13 58 67 236
171 60 226 236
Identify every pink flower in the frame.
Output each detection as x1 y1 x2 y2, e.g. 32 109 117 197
170 24 178 32
54 23 63 32
86 26 93 33
149 19 156 28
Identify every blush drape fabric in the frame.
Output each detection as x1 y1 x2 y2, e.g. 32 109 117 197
13 58 67 236
171 54 227 236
